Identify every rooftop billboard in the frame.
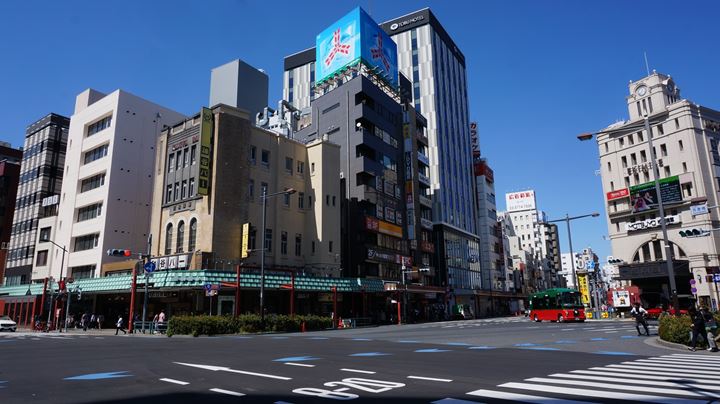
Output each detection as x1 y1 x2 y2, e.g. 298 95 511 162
505 190 536 212
316 7 398 88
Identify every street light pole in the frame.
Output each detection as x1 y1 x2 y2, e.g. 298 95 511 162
549 213 599 293
42 239 66 332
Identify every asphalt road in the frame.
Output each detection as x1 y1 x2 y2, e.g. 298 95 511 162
2 317 719 403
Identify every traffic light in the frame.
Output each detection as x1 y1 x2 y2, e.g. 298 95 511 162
107 249 132 257
679 229 710 238
608 258 624 265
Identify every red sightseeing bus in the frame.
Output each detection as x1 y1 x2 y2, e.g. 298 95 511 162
528 288 585 323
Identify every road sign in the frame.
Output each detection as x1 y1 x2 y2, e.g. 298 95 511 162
144 261 156 273
691 203 709 216
714 274 720 283
204 283 212 291
691 287 698 294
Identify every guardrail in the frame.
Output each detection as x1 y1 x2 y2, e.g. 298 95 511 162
132 321 167 334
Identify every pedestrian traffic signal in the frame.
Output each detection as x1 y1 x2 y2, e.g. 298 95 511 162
107 249 132 257
679 229 710 238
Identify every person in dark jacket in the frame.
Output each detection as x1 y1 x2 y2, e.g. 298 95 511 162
688 306 709 352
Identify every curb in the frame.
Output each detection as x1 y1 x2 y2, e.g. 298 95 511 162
648 336 691 352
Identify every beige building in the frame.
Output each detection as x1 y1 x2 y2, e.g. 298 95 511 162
596 72 720 309
144 104 341 276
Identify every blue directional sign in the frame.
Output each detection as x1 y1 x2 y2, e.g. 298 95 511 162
144 261 156 273
714 274 720 283
204 283 212 291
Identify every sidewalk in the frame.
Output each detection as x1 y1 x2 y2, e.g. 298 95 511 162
14 326 166 337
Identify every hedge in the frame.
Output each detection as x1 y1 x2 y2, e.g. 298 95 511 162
166 314 333 337
658 312 720 346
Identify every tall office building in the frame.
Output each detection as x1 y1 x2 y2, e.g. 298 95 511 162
4 114 68 285
284 7 481 309
0 144 22 284
47 89 184 282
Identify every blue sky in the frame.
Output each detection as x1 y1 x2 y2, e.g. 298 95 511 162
2 1 719 264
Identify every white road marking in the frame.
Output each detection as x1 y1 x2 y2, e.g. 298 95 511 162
655 356 720 365
174 362 292 380
571 369 720 385
549 372 720 392
499 382 706 404
532 375 719 399
284 362 315 368
630 359 720 369
603 331 619 333
670 354 720 361
432 399 481 404
407 375 453 382
159 378 189 385
467 388 592 403
607 364 720 376
340 368 376 374
209 388 245 397
590 366 720 379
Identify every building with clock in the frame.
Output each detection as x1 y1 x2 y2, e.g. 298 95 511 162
595 72 720 310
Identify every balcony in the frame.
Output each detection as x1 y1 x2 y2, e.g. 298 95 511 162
418 173 431 186
419 195 432 207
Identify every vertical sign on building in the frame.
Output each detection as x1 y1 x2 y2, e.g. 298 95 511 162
470 122 480 161
198 107 213 195
241 222 250 258
577 273 590 305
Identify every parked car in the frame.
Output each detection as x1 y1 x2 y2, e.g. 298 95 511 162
0 315 17 332
646 306 688 319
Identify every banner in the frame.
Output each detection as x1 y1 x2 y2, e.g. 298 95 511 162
577 273 590 305
198 107 213 195
629 176 681 212
241 223 250 258
612 290 630 307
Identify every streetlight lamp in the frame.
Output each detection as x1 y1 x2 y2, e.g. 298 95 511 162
40 236 67 332
579 112 679 310
260 187 296 323
548 213 599 295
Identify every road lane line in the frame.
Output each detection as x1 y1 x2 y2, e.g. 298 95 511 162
407 376 453 382
174 362 292 380
432 399 481 404
606 364 720 376
525 377 720 399
467 388 592 403
340 368 376 374
549 373 720 392
209 388 245 397
284 362 315 368
159 378 189 385
499 382 705 404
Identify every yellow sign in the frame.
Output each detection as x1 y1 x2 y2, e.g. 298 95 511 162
578 273 590 305
198 107 213 195
378 220 403 238
241 222 250 258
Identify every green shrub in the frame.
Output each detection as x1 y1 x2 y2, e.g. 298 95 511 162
658 312 720 347
166 314 333 336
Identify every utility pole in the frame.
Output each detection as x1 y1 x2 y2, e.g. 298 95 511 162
141 234 152 334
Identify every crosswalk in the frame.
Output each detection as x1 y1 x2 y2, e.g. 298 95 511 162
428 318 657 335
438 353 720 403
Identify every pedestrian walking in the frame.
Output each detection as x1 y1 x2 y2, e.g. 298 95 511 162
82 312 90 331
158 310 167 334
90 313 97 329
630 302 650 336
700 307 719 352
151 313 159 334
97 314 104 330
115 315 127 335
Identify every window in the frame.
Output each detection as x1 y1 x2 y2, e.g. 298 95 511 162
326 195 330 206
657 125 664 136
39 227 51 241
71 265 95 280
619 137 624 147
311 162 315 174
683 162 688 172
77 203 102 222
281 231 288 255
168 154 175 172
166 185 172 202
190 145 197 164
298 192 305 209
640 150 647 163
311 241 315 254
610 181 614 191
183 148 189 167
248 179 254 198
182 180 187 199
604 143 609 153
174 182 180 201
87 116 112 136
295 234 302 256
165 223 173 255
261 149 270 167
637 131 644 142
189 178 195 196
297 161 305 175
607 161 611 172
329 241 333 253
188 219 197 252
249 146 257 164
283 192 290 206
664 166 671 177
621 156 627 168
628 134 634 145
285 157 293 173
80 173 105 193
264 229 273 252
675 118 680 129
679 140 684 151
83 144 108 164
682 183 693 198
249 226 257 250
630 153 637 166
661 144 667 157
176 221 185 253
74 233 99 252
36 250 48 266
175 151 182 171
332 196 336 206
308 195 312 206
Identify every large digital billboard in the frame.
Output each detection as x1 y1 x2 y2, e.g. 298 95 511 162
629 176 682 213
316 7 398 88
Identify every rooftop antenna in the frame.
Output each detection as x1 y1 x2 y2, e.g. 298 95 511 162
643 51 650 76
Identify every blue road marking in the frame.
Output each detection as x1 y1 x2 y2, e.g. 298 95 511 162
514 343 539 347
0 381 6 389
468 346 497 350
352 338 373 341
64 371 132 381
0 340 14 343
307 337 329 340
415 348 452 353
350 352 391 357
273 356 320 362
594 351 637 356
590 337 608 341
620 335 639 339
397 340 420 343
444 342 472 346
554 340 576 344
271 336 289 339
522 347 560 351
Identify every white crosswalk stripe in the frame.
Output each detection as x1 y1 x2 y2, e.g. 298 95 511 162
461 354 720 403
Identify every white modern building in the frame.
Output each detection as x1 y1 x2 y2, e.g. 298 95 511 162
595 72 720 310
47 89 184 281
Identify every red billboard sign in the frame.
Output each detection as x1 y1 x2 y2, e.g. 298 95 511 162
606 188 629 201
